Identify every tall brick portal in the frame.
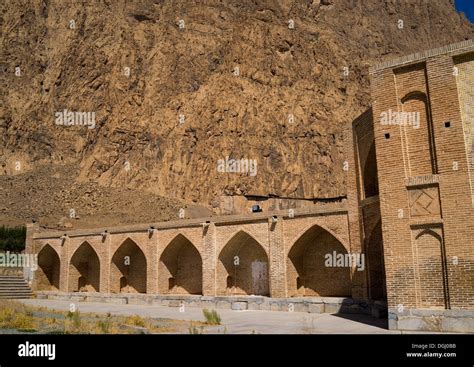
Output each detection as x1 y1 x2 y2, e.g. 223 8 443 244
369 39 474 331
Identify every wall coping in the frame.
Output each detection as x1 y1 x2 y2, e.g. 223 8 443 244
32 204 348 239
369 39 474 74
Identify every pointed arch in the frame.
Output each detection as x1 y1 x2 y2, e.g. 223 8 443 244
287 224 351 297
415 228 442 242
217 230 269 296
401 91 437 175
289 222 349 254
37 244 60 290
68 241 100 292
110 238 147 293
159 234 202 295
414 229 446 308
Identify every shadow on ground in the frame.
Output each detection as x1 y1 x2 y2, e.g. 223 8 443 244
332 312 389 330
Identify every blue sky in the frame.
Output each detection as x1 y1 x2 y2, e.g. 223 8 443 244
455 0 474 22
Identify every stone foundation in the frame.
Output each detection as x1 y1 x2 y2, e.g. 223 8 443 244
388 308 474 333
35 291 387 318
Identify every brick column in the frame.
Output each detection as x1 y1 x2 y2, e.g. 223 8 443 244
268 216 286 298
202 222 217 296
59 236 69 292
100 233 111 293
147 232 159 294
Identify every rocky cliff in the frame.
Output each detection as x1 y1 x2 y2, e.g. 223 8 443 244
1 0 472 227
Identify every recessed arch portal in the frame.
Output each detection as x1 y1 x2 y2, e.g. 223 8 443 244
287 224 351 297
68 242 100 292
37 244 60 291
159 234 202 295
217 231 269 296
110 238 147 294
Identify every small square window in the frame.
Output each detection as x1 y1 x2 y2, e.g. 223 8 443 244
444 121 451 128
384 133 390 139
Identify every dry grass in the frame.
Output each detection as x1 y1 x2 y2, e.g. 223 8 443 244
0 300 204 334
124 314 146 327
0 300 36 331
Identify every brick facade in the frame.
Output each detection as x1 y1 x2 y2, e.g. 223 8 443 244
25 40 474 332
369 40 474 331
28 206 358 299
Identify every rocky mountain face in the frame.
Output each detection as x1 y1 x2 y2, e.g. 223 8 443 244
1 0 472 227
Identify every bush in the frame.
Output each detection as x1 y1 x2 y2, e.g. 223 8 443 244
202 309 221 325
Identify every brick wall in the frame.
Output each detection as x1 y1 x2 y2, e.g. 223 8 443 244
29 207 359 299
370 41 474 312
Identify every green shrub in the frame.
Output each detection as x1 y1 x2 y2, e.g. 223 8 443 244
202 309 221 325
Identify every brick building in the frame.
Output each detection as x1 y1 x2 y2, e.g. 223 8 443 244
25 40 474 332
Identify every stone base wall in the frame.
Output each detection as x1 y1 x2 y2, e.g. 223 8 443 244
35 291 387 318
388 308 474 333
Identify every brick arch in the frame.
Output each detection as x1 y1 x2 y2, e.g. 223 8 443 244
287 224 352 297
110 238 147 294
217 230 269 296
288 221 350 254
37 244 60 291
110 234 149 257
219 226 268 254
401 91 437 175
415 228 442 242
68 241 100 292
401 90 427 104
158 233 202 295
